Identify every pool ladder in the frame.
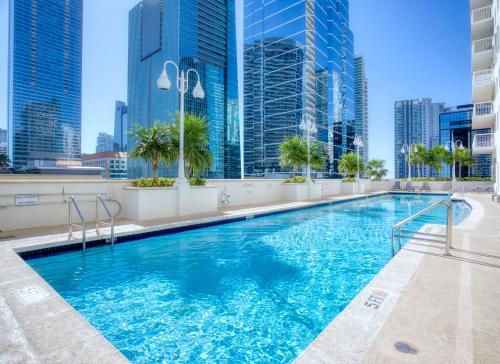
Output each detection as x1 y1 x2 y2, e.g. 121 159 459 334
68 195 115 253
391 199 453 257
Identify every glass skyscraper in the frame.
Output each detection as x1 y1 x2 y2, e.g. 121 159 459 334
127 0 240 179
8 0 82 170
394 98 445 179
243 0 355 178
114 101 128 152
354 55 368 164
439 105 491 178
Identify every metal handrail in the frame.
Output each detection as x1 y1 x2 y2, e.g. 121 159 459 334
391 199 453 256
96 195 115 247
69 196 87 252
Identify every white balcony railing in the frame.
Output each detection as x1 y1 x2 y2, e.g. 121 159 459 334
472 133 495 154
472 5 492 23
473 36 494 53
473 69 493 85
474 101 493 116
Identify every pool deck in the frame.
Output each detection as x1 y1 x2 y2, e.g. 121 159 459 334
0 192 499 363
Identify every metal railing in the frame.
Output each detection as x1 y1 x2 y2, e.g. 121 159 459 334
391 199 453 257
474 101 493 116
68 196 87 252
473 69 493 85
473 36 494 53
472 5 492 23
96 195 115 247
473 132 495 150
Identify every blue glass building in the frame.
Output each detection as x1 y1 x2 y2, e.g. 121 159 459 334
8 0 82 170
127 0 240 178
439 105 491 178
114 101 128 152
243 0 355 178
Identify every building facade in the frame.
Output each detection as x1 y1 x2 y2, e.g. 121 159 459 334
354 55 368 164
394 98 445 179
243 0 356 178
82 152 128 179
0 129 7 156
127 0 240 179
8 0 82 170
96 132 114 153
439 105 491 178
470 0 499 190
114 101 128 152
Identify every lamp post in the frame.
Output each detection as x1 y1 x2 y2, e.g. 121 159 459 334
353 134 363 180
157 60 205 184
444 136 464 184
299 114 318 185
401 143 417 181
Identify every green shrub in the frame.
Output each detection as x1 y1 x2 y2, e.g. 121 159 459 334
341 177 356 182
131 177 176 188
412 177 451 182
456 177 492 182
188 177 207 186
284 176 307 184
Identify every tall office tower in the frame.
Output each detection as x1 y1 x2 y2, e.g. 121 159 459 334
8 0 82 170
127 0 240 178
440 105 491 178
114 101 128 152
96 132 114 153
354 55 368 164
243 0 356 178
0 128 7 156
394 98 445 179
469 1 499 191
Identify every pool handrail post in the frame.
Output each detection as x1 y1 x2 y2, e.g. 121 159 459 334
68 196 87 253
96 195 115 248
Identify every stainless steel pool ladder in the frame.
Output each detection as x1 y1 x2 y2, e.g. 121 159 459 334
96 195 115 247
68 196 87 252
391 199 453 257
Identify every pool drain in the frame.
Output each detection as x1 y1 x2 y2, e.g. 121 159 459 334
394 341 418 354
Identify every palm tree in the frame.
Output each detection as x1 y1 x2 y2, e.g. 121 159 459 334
454 148 475 178
278 135 324 176
412 144 427 177
129 121 176 178
338 152 363 179
365 159 388 181
430 145 452 177
167 113 212 178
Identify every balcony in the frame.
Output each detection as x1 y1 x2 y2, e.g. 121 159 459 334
472 69 494 102
472 132 495 154
470 0 492 10
471 5 493 40
472 102 495 129
472 36 494 71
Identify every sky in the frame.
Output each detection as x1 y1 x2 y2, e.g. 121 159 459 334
0 0 472 178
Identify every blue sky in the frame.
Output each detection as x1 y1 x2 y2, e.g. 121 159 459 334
0 0 471 177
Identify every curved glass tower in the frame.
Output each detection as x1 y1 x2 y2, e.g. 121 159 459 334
243 0 355 178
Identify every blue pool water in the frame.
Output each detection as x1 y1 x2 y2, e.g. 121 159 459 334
27 194 470 363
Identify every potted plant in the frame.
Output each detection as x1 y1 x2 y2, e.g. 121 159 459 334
279 135 324 201
338 152 364 194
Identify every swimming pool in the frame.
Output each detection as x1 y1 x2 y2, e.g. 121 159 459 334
27 193 470 363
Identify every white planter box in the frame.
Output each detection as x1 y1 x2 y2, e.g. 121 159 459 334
341 182 365 195
124 187 177 221
178 184 218 216
282 183 322 201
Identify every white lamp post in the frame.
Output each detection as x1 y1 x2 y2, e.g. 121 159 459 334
299 114 317 185
157 60 205 184
353 134 363 180
401 143 417 181
444 136 464 184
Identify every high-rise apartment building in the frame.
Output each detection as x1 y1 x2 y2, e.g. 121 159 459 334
8 0 82 170
127 0 240 178
96 132 114 153
439 104 491 178
0 128 7 156
469 1 498 191
394 98 445 179
114 101 128 152
243 0 355 178
354 55 368 164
